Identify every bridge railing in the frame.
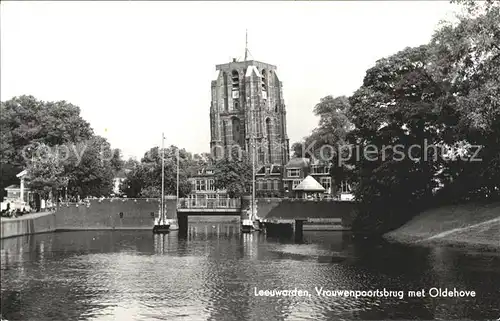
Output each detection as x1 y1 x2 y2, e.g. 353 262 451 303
178 198 241 209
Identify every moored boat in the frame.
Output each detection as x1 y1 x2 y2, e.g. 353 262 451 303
241 219 255 233
153 223 170 233
153 133 170 234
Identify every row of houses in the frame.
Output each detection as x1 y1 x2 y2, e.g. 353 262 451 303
188 157 354 201
3 158 353 208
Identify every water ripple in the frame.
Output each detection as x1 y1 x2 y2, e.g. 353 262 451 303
1 227 499 320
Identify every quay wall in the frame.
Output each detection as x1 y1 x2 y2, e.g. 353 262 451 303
1 212 56 239
1 198 176 239
1 197 357 239
262 199 357 227
55 198 177 230
254 198 282 218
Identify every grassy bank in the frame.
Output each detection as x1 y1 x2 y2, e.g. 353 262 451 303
384 202 500 251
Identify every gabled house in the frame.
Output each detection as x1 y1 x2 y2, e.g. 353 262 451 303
283 158 310 196
255 164 283 197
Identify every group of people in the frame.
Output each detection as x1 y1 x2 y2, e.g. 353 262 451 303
0 203 32 218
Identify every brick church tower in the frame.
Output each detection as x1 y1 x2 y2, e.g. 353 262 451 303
209 58 290 167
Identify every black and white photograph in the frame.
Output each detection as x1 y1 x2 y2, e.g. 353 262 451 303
1 1 499 320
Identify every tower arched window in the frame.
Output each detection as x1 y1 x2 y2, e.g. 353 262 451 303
231 70 240 108
231 117 241 146
261 69 267 95
222 121 228 147
231 70 239 92
266 118 272 163
261 69 268 101
223 72 228 112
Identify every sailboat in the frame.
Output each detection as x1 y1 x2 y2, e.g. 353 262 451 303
168 147 180 231
153 133 170 234
241 30 259 234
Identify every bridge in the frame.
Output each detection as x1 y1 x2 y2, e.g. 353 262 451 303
177 197 241 213
176 197 245 235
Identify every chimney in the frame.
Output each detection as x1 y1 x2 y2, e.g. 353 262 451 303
232 58 236 62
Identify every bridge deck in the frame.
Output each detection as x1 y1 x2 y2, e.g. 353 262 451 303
177 208 240 213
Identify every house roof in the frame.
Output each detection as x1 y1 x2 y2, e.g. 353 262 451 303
309 159 331 166
5 185 20 190
257 166 266 175
293 175 325 192
16 170 27 178
271 165 282 174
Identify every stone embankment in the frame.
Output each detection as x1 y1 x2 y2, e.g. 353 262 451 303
1 197 358 239
1 211 56 239
384 202 500 250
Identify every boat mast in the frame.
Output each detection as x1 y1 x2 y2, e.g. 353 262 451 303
251 113 256 221
161 133 165 224
176 148 180 208
246 29 255 221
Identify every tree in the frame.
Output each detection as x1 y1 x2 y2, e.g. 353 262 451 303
291 141 304 158
25 144 68 199
291 95 355 197
121 145 195 198
427 0 500 201
63 136 115 198
347 45 449 232
344 0 500 232
313 95 353 146
213 149 253 198
0 95 93 201
0 95 93 167
139 185 161 198
110 149 124 174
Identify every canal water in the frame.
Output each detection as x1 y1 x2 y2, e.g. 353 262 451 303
1 224 499 320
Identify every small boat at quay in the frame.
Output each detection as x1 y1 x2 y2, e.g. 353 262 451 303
241 219 255 233
153 133 169 234
153 217 170 234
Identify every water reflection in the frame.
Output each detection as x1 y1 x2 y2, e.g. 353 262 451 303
1 224 500 321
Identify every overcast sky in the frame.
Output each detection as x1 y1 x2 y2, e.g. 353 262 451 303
1 1 458 160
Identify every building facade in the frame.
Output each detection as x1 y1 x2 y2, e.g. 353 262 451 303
209 59 290 166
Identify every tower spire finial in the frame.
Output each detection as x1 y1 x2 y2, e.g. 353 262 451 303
245 29 248 62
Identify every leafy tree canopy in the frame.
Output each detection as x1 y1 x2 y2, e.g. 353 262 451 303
213 149 253 198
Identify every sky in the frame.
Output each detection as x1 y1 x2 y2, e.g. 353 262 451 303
1 1 459 160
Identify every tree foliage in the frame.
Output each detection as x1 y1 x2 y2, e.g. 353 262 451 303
291 1 500 233
213 149 253 198
292 95 353 159
62 136 115 198
0 95 97 201
121 145 199 198
0 95 93 167
25 144 68 198
350 1 500 232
